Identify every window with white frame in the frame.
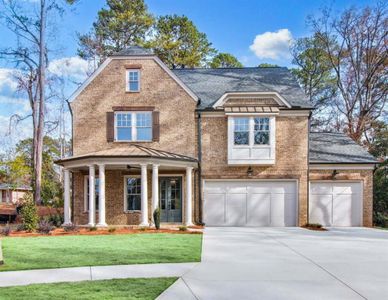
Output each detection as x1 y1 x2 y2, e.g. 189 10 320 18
115 111 152 141
126 70 140 92
228 115 275 165
84 177 99 211
125 177 141 211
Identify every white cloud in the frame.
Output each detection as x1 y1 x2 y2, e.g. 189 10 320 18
48 56 91 82
0 68 18 92
249 29 293 60
0 95 30 113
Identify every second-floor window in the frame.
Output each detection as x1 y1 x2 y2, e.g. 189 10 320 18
233 117 270 146
126 70 140 92
115 111 152 142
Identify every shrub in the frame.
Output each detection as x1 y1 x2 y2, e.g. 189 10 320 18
1 224 12 236
89 226 97 232
374 212 388 228
47 214 64 228
37 219 55 234
138 226 147 231
108 227 116 233
16 224 25 232
20 193 39 232
178 225 187 231
63 223 78 232
153 208 161 230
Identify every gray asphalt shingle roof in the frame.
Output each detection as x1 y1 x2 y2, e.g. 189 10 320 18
172 67 312 109
309 132 377 164
112 45 154 56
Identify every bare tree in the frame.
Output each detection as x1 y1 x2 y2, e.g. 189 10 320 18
0 0 75 204
310 3 387 143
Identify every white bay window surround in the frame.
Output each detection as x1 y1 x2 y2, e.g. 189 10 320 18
228 116 276 165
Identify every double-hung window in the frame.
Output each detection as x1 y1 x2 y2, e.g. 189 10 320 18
234 118 250 145
126 70 140 92
125 177 141 211
254 117 270 145
115 112 152 141
233 117 270 145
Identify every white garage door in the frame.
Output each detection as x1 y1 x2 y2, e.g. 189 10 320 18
204 181 297 227
309 182 362 227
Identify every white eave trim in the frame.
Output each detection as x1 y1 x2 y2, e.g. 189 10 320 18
309 163 376 170
212 92 292 109
68 56 198 103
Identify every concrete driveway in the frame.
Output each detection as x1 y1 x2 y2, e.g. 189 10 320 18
158 227 388 300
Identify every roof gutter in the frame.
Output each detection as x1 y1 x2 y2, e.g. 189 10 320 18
197 109 203 225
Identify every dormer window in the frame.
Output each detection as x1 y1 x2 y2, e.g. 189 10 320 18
126 70 140 92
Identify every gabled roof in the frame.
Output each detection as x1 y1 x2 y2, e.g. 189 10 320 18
172 67 312 109
56 144 198 164
309 132 377 164
111 45 154 56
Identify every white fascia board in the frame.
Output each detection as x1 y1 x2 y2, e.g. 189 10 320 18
212 92 292 109
225 112 279 116
68 56 198 103
309 164 376 170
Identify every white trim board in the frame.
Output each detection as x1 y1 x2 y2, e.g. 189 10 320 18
69 56 198 103
212 92 292 109
309 164 376 170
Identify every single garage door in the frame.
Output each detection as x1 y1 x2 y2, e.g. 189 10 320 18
204 181 297 227
309 182 362 227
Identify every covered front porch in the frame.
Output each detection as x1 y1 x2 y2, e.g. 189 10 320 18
56 145 198 227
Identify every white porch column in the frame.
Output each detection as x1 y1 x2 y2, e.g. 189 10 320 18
63 168 72 225
140 164 149 226
88 164 96 227
152 164 159 213
185 167 194 226
97 164 107 227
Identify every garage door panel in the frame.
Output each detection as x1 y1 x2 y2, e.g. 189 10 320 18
226 194 246 226
310 183 332 194
309 194 332 226
204 181 297 227
204 193 226 226
310 182 362 227
247 193 271 226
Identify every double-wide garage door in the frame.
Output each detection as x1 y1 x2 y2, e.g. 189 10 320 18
204 181 297 227
309 182 362 226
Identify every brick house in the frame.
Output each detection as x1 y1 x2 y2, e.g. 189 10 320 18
56 46 377 228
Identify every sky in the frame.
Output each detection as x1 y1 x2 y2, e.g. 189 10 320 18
0 0 377 150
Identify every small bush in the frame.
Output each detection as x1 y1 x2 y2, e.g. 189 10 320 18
47 214 64 228
1 224 12 236
178 225 187 231
153 208 161 230
374 212 388 228
305 223 322 229
89 226 97 231
63 223 78 232
138 226 147 231
20 193 39 232
37 219 55 234
16 224 25 232
108 227 116 233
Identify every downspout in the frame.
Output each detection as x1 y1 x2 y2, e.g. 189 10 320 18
66 99 74 223
306 111 312 226
197 108 203 224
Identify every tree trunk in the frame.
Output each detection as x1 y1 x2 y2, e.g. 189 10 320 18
34 0 46 205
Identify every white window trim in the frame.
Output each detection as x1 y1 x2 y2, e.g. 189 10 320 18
228 115 276 165
126 69 140 92
83 175 99 212
114 111 152 142
123 175 142 212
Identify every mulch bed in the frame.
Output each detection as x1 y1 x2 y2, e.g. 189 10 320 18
301 225 328 231
2 226 203 238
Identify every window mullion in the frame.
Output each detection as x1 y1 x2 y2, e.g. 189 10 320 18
249 117 254 147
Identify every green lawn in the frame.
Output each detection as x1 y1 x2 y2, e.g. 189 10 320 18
0 277 177 300
0 233 202 271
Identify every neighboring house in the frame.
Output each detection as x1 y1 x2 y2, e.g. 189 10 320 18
56 46 377 228
0 184 31 205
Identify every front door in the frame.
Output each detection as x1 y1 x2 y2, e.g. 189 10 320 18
160 177 182 222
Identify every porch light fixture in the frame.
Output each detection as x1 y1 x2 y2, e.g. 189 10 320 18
247 166 253 177
332 169 338 179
